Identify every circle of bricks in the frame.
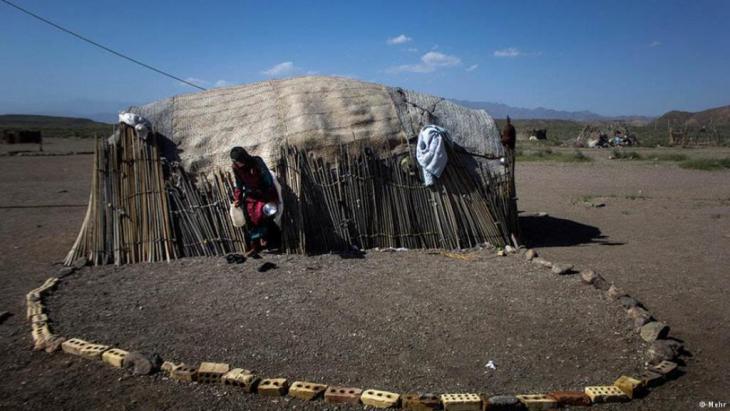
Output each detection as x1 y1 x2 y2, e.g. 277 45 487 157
26 255 685 409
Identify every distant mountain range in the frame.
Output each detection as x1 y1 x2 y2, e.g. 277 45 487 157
0 114 111 138
0 99 135 123
451 99 655 124
651 104 730 128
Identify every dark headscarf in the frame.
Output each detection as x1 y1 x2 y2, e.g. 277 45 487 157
230 146 252 163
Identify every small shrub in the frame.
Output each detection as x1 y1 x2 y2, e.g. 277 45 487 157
612 149 642 160
569 150 591 162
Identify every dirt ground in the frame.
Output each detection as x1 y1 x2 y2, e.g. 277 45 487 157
44 253 643 397
0 141 728 410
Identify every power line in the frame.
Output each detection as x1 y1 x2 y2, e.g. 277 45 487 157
0 0 206 91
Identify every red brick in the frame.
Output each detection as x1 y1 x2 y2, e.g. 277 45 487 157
546 391 591 407
402 392 442 410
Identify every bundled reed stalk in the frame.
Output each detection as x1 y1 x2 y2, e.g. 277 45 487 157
166 166 247 257
276 142 516 254
65 124 177 265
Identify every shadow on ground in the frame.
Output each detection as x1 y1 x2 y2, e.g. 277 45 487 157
519 214 624 248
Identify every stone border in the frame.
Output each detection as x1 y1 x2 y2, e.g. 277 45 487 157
27 253 685 410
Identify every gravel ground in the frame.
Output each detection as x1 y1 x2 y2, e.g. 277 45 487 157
46 251 644 395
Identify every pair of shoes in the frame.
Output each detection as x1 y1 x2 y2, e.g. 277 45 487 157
225 253 246 264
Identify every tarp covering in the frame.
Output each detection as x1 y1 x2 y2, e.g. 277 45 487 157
129 76 503 175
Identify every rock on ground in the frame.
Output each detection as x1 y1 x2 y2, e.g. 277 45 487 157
640 322 670 342
551 263 574 275
580 270 597 284
647 340 682 365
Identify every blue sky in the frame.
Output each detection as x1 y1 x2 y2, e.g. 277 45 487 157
1 0 729 118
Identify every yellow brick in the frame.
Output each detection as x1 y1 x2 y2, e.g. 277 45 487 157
31 324 51 348
32 322 51 348
26 303 43 320
516 394 558 410
161 361 176 373
441 393 482 411
31 322 51 337
62 338 90 355
170 364 197 382
221 368 258 392
584 386 630 403
613 376 643 398
31 328 43 344
36 278 59 294
288 381 328 401
361 389 400 409
258 378 288 396
197 362 230 383
102 348 128 368
79 343 110 360
31 314 48 325
26 291 41 303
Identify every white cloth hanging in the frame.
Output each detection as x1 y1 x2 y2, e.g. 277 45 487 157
118 111 151 140
416 125 449 186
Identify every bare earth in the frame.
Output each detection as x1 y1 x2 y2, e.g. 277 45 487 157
0 141 728 410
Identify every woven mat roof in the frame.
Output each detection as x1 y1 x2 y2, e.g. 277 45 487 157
130 76 503 174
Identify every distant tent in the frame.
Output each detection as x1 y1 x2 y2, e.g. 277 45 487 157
66 76 519 265
1 129 42 144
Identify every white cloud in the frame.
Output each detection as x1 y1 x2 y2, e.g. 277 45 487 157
386 51 462 74
387 34 412 45
214 80 231 87
494 47 522 57
493 48 543 58
407 47 419 53
649 40 662 47
422 51 461 67
305 70 320 75
262 61 297 77
466 64 479 72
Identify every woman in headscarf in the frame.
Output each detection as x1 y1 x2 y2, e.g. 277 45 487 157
230 146 279 254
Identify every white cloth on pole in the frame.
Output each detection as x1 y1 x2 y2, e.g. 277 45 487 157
416 125 449 186
118 111 151 140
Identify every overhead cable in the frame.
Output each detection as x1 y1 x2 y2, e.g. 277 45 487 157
1 0 207 91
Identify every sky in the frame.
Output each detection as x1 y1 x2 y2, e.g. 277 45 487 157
1 0 729 118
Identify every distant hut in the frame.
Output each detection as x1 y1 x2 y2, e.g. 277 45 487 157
2 130 42 145
668 124 719 147
530 129 547 140
66 77 518 265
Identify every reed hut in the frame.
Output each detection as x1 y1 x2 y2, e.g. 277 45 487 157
66 76 518 266
2 129 42 144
